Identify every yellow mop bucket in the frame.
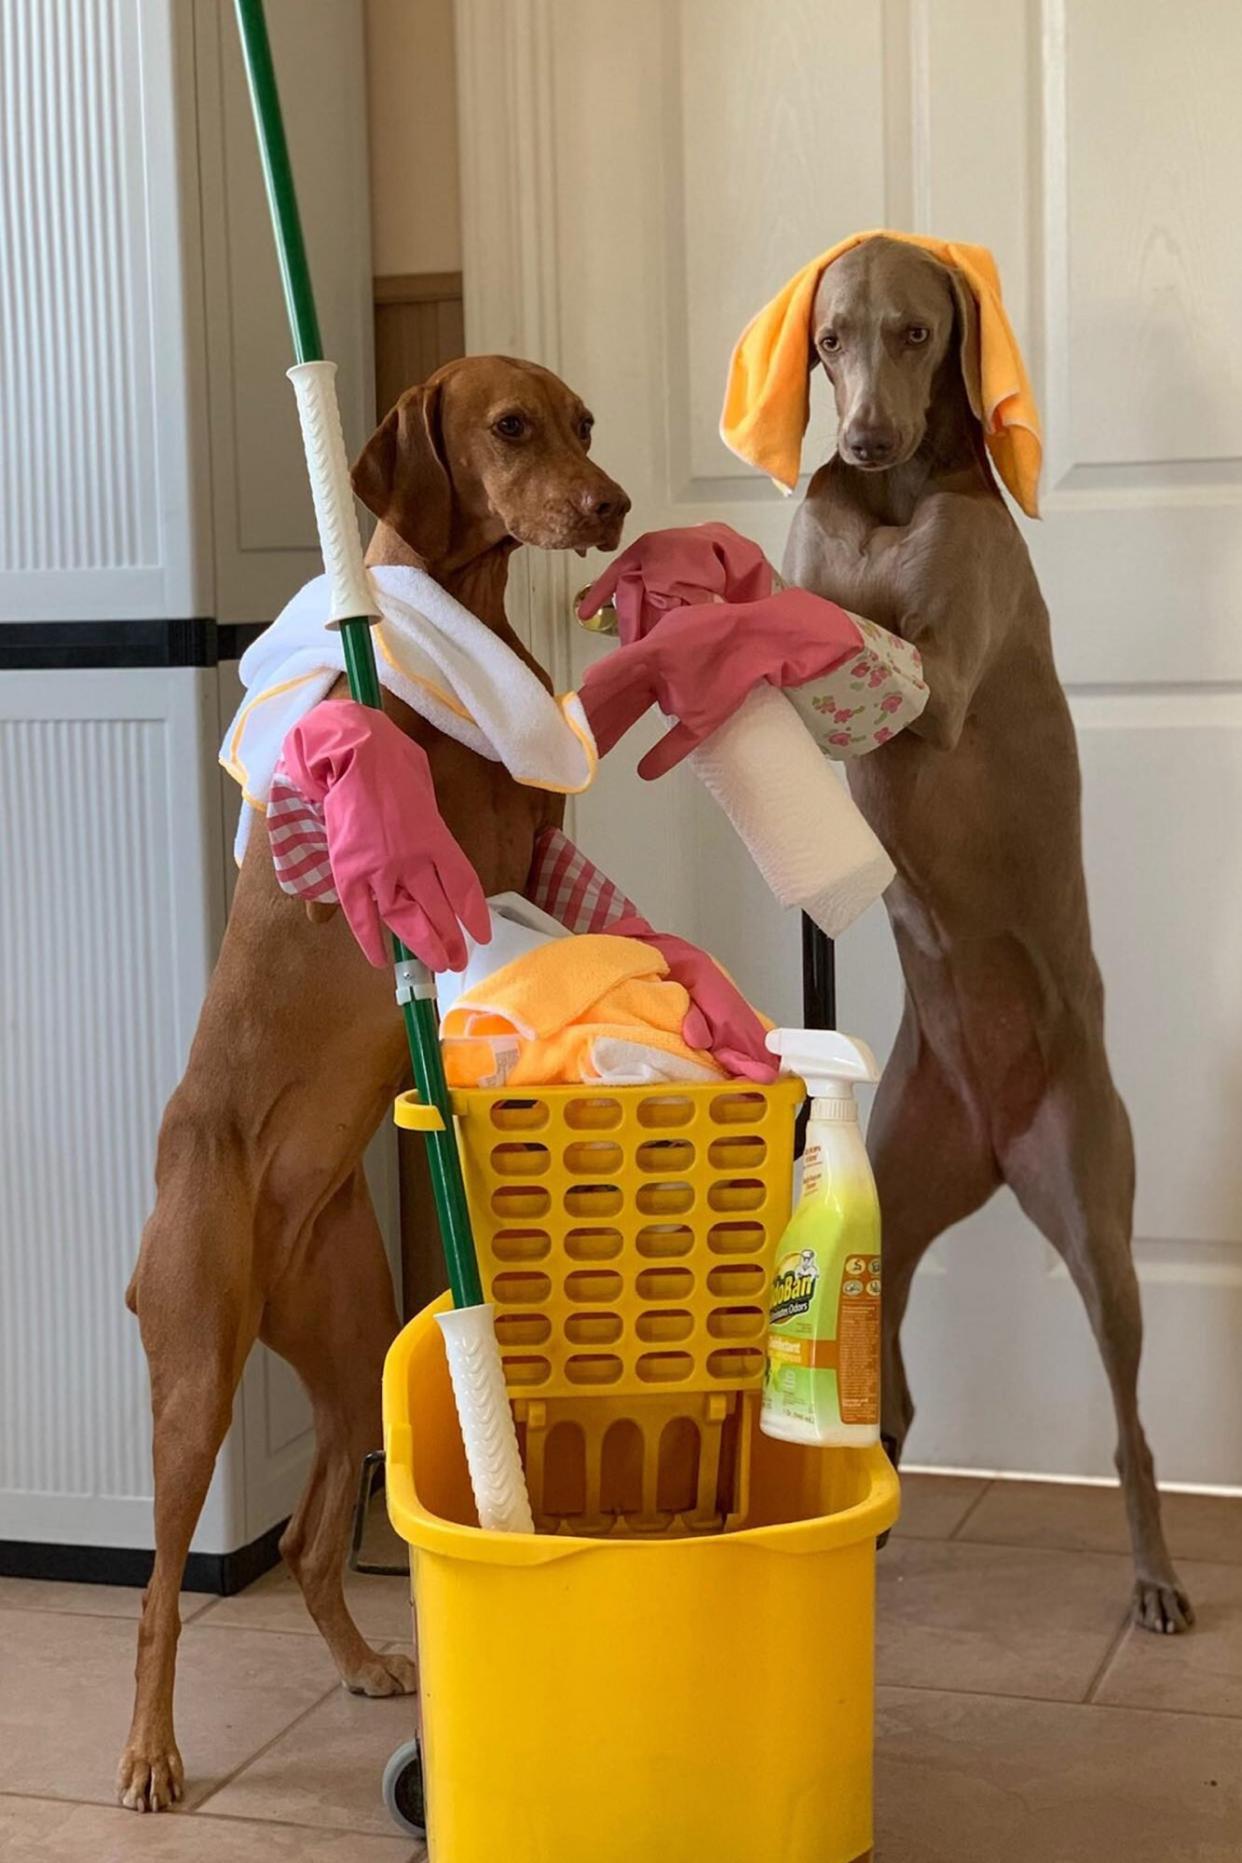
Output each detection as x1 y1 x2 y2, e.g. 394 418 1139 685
385 1296 898 1863
384 1077 898 1860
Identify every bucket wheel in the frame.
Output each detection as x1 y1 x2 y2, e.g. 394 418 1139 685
383 1738 426 1841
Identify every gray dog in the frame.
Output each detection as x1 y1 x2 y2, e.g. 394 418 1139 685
783 235 1190 1633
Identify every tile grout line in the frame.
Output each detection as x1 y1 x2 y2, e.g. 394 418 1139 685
0 1789 100 1807
0 1601 217 1628
191 1615 413 1641
0 1596 411 1641
181 1800 424 1848
192 1616 333 1637
1083 1608 1137 1706
188 1680 345 1814
0 1605 335 1634
0 1789 423 1853
880 1675 1242 1724
947 1478 995 1540
1069 1691 1242 1726
888 1529 1194 1566
879 1676 1117 1712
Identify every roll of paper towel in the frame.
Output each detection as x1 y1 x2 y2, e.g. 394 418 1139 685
687 681 894 938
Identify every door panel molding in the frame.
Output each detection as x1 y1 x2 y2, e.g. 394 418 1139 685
456 0 572 690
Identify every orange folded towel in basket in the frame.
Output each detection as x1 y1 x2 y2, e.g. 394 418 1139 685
721 229 1042 517
440 934 726 1088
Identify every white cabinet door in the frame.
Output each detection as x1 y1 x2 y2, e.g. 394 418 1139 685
0 670 231 1550
0 0 208 621
0 0 380 1561
456 0 1242 1487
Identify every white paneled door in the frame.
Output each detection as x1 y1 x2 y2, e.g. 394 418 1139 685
456 0 1242 1486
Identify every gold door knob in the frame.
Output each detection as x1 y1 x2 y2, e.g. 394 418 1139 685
573 587 619 636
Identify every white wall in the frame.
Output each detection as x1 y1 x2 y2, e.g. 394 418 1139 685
364 0 462 274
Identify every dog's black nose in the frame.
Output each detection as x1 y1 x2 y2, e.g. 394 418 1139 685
846 428 897 465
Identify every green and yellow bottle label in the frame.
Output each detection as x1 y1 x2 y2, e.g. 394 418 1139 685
763 1144 882 1434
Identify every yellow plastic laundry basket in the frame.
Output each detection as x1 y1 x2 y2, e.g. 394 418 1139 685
444 1077 805 1536
384 1296 900 1863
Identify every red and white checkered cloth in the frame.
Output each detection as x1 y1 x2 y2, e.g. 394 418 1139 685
269 773 641 941
526 828 640 933
267 763 337 904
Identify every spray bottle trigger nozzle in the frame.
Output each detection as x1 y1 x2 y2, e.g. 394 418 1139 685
763 1027 880 1095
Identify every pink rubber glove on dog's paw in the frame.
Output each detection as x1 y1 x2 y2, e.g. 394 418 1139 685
609 915 777 1083
579 587 864 778
577 523 774 644
279 700 491 971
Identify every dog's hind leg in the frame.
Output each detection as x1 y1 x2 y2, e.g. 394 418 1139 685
1003 1054 1192 1634
870 1007 1001 1462
263 1167 415 1697
118 1129 260 1811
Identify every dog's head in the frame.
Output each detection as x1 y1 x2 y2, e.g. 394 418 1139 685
352 355 631 565
811 238 981 472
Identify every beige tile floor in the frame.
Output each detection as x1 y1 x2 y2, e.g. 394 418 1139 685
1 1477 1240 1860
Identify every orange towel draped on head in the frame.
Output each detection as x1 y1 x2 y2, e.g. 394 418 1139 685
720 229 1042 518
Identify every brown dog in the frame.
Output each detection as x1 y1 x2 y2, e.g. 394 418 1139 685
783 237 1190 1634
117 356 629 1812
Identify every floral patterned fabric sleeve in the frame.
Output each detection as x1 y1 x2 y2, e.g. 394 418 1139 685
782 611 928 759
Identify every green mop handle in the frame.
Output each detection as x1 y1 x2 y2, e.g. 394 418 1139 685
234 0 482 1311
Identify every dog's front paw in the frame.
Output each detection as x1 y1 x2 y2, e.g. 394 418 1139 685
1132 1576 1195 1635
345 1649 418 1697
117 1737 184 1812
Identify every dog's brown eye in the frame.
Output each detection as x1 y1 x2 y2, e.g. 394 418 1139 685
906 326 930 346
578 416 594 445
820 331 840 353
493 414 526 440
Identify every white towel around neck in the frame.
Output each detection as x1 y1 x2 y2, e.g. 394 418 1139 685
220 564 597 862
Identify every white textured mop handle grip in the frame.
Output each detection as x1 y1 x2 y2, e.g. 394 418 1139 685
286 361 378 628
437 1305 534 1534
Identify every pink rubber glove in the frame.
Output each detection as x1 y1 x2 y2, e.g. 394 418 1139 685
577 523 774 644
610 914 776 1083
579 587 864 779
279 700 491 971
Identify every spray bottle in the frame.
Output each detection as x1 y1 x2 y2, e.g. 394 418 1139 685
761 1028 882 1447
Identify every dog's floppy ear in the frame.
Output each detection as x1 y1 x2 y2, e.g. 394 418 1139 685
351 382 452 563
946 267 983 423
806 263 833 374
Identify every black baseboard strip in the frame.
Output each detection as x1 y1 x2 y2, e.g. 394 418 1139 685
0 1517 289 1596
0 619 267 670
